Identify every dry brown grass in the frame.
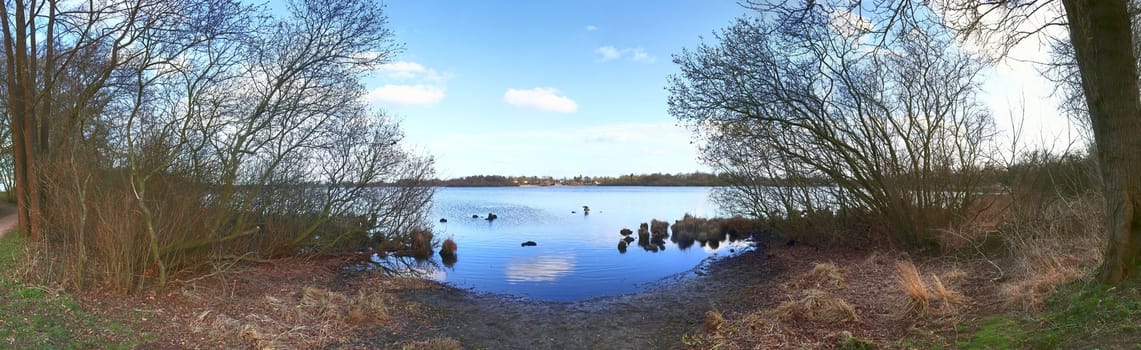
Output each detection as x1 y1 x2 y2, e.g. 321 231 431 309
196 284 396 349
896 260 967 318
163 257 435 349
896 260 931 316
685 248 909 349
704 309 726 333
998 192 1104 311
809 262 845 287
777 289 859 324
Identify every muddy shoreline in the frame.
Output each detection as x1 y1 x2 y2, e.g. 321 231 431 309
378 247 781 349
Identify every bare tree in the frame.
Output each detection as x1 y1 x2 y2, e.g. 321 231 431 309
935 0 1141 282
670 13 995 247
1 0 436 290
736 0 1141 283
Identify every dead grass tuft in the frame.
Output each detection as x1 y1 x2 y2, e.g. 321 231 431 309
809 262 845 287
863 251 885 266
704 309 726 333
778 289 858 324
896 260 930 317
786 261 847 289
896 260 967 318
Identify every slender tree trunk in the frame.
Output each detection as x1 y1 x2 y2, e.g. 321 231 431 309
1062 0 1141 283
1 0 38 240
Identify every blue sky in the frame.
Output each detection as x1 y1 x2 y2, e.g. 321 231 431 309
363 1 1078 179
363 1 743 179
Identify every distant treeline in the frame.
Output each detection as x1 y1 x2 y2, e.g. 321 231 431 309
433 172 831 187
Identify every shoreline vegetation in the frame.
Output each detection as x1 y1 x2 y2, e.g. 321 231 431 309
433 172 832 187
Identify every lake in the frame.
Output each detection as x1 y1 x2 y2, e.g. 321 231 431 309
383 186 755 302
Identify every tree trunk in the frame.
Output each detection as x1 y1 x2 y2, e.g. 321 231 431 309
0 0 41 241
1062 0 1141 283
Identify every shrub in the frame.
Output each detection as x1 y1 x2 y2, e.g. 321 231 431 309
439 238 457 257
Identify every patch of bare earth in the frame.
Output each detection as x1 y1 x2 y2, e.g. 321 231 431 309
77 256 450 349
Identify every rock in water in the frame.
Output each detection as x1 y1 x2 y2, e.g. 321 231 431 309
521 241 537 247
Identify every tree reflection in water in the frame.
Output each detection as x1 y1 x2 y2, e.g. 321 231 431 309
617 214 767 253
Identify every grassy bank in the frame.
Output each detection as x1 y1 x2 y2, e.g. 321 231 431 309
958 281 1141 349
0 233 140 348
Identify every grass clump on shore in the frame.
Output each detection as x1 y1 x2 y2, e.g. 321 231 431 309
896 260 965 318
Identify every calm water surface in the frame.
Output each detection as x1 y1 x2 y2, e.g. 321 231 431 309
392 186 751 301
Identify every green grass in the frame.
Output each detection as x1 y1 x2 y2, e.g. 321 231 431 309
958 280 1141 349
0 233 141 349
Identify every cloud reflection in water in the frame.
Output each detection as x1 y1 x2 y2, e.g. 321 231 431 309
504 255 576 283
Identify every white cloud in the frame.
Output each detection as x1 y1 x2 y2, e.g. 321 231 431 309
595 46 621 62
594 46 656 63
376 60 449 81
377 61 427 78
366 85 445 106
503 87 578 113
629 48 655 63
585 24 599 31
366 61 452 107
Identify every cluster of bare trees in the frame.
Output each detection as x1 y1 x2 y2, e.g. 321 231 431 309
672 0 1141 283
670 14 994 247
1 0 434 290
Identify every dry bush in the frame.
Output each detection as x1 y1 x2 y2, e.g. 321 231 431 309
440 238 457 256
403 229 435 259
998 192 1104 311
650 219 670 239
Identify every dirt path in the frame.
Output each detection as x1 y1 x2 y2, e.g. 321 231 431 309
378 248 781 349
0 202 16 239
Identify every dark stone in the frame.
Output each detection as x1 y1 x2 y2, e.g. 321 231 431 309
472 214 479 219
521 241 537 247
439 218 448 223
